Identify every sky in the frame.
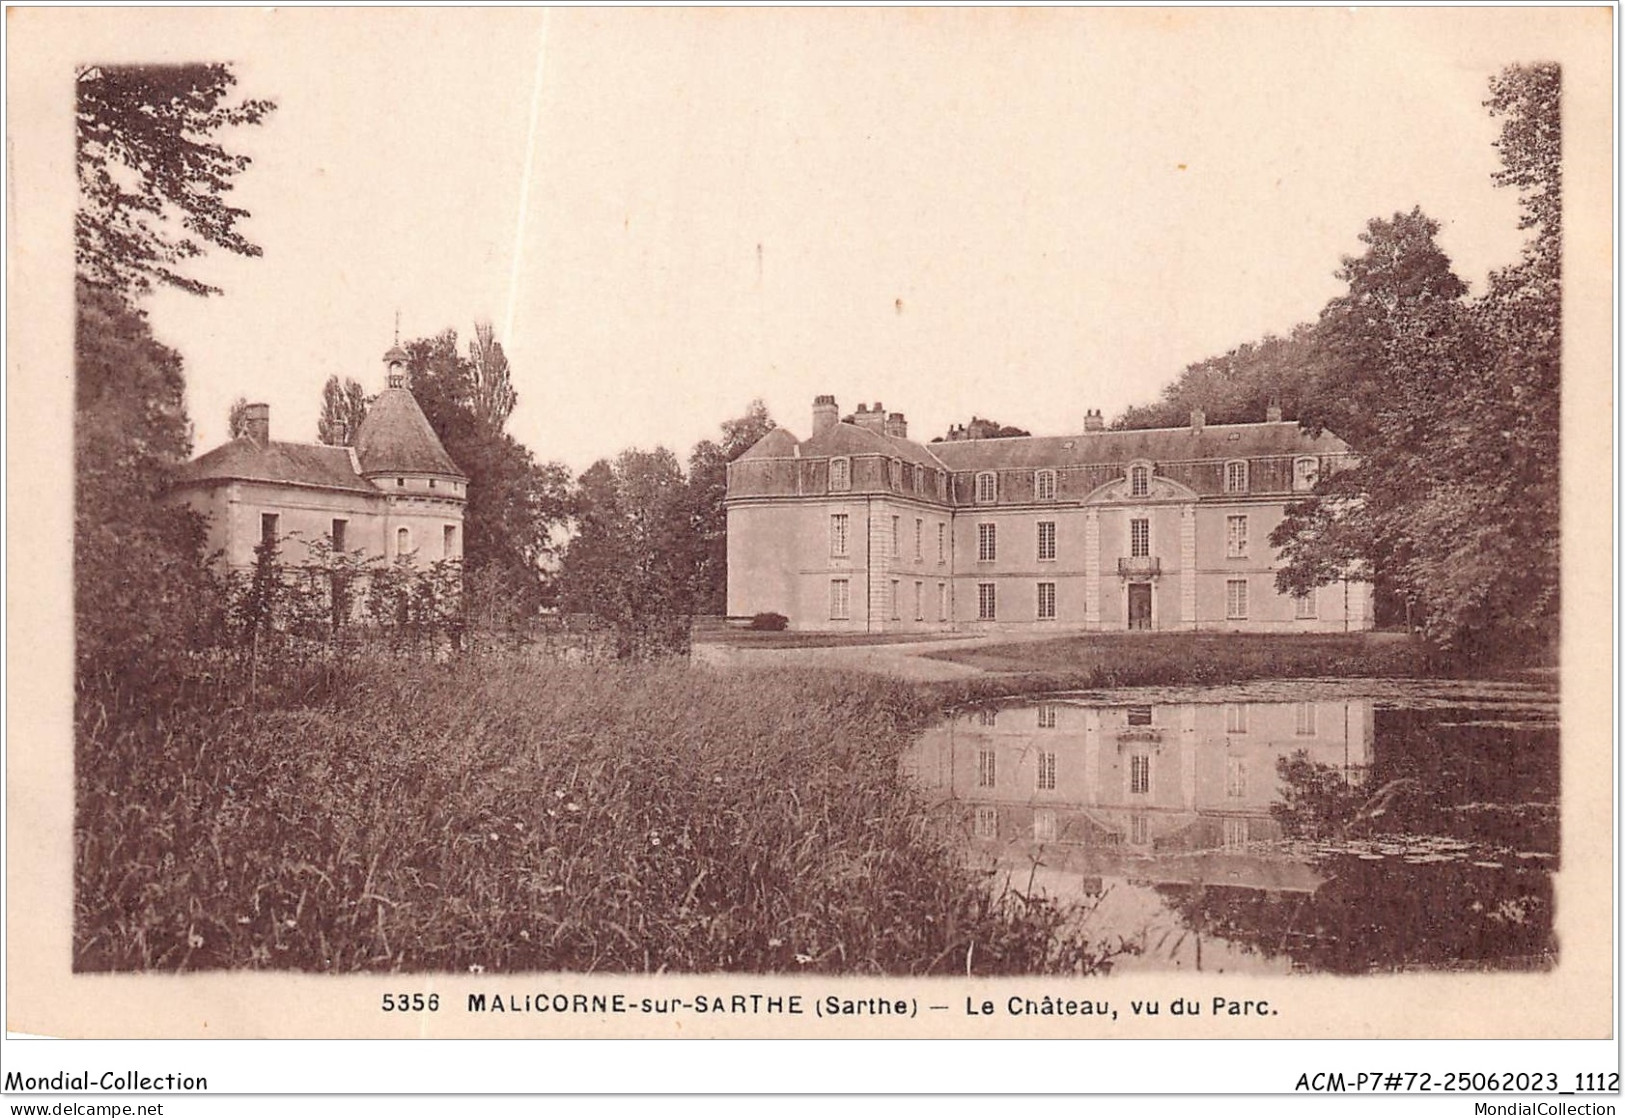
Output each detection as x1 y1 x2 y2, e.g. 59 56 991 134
28 7 1607 474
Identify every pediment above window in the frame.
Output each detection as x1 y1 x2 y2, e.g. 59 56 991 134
1081 473 1198 505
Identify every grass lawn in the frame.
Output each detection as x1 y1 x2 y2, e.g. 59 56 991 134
695 628 967 650
75 658 1109 975
923 630 1437 686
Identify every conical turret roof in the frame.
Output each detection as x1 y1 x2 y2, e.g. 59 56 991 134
354 387 466 479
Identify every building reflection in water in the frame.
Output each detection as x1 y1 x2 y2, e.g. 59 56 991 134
903 698 1374 973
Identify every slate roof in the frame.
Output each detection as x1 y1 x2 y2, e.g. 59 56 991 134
795 421 951 471
925 421 1350 471
354 387 466 478
175 439 380 495
735 426 800 460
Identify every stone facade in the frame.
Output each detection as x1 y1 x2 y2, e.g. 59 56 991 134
725 397 1372 632
170 346 467 576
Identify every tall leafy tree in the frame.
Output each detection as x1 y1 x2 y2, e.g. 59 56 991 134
1272 66 1562 657
467 321 518 431
75 282 218 695
559 449 695 657
317 375 370 446
686 400 776 614
1411 63 1561 654
75 63 273 700
227 395 251 439
1271 209 1475 625
402 328 571 617
76 64 275 298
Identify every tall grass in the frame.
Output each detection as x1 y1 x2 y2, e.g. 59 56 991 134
76 659 1110 974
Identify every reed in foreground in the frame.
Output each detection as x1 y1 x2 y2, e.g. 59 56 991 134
76 660 1111 975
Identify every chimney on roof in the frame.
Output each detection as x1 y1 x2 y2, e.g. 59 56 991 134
885 411 908 439
243 402 270 447
1083 408 1104 432
812 394 838 436
852 401 887 433
1190 408 1205 434
1266 398 1283 423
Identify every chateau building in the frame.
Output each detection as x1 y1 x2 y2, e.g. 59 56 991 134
725 395 1371 632
171 345 467 572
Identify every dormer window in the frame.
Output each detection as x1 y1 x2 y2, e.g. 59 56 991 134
1035 469 1056 501
1129 464 1149 497
830 457 851 492
889 458 903 490
975 472 998 504
1225 460 1249 494
1293 456 1319 492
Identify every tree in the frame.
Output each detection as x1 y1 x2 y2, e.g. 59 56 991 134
559 449 696 657
1270 209 1475 626
317 375 370 446
1114 328 1316 431
402 328 571 617
687 400 776 614
227 395 251 439
467 321 517 431
76 64 275 298
930 416 1031 442
75 282 218 697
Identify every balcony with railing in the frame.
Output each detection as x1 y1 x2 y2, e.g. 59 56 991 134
1117 556 1162 579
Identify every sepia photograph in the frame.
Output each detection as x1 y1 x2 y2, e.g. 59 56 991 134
4 2 1616 1097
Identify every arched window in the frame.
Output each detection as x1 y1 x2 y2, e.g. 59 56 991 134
1224 460 1249 494
889 458 903 489
829 457 851 492
1129 464 1150 497
396 527 410 557
1035 469 1056 501
975 472 998 504
1293 456 1319 492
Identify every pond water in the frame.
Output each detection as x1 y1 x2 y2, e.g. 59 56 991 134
902 680 1559 975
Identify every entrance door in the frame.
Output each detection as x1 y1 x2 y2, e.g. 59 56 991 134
1127 583 1153 630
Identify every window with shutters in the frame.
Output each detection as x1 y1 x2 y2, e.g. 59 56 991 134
978 582 997 620
830 513 849 557
977 750 996 788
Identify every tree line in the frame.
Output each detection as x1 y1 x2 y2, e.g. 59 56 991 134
1115 64 1560 659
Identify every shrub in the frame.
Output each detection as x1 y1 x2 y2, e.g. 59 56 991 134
747 612 789 632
